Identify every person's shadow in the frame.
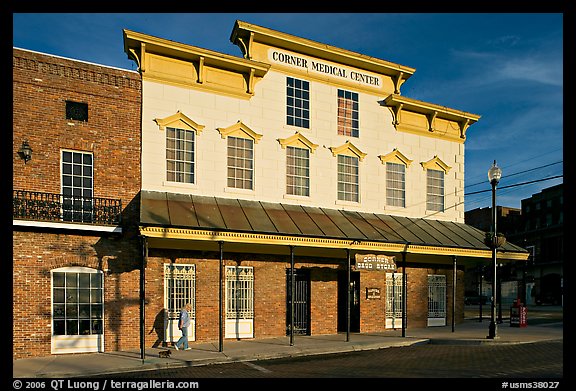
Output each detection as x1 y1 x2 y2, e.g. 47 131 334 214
150 309 166 348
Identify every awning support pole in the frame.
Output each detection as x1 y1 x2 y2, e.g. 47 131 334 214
140 236 147 363
452 255 457 332
402 251 407 337
289 245 295 346
346 248 351 342
219 241 224 352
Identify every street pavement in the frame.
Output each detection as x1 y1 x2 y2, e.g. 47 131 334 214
12 306 563 378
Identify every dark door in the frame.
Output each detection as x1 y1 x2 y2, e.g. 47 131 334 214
338 271 360 332
286 269 310 335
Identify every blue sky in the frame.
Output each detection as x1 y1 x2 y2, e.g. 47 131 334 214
12 13 564 212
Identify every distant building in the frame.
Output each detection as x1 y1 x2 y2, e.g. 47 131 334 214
464 183 563 307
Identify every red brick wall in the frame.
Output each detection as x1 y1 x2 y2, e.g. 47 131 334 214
12 48 142 359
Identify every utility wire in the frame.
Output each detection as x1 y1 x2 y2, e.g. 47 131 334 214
465 161 562 189
464 175 563 196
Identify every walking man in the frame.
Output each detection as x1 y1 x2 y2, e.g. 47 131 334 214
175 303 191 350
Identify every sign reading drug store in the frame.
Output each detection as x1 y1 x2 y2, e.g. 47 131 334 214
355 254 397 272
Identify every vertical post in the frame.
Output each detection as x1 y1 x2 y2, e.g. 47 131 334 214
346 248 351 342
402 251 407 337
290 245 295 346
479 265 483 322
488 178 498 339
219 241 224 352
452 255 457 332
498 264 503 324
140 236 147 363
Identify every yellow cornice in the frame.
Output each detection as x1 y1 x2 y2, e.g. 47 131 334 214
381 94 480 143
329 141 367 161
139 226 528 261
278 132 319 153
217 121 263 143
230 20 414 89
154 111 205 134
123 29 270 99
421 156 452 173
379 148 413 167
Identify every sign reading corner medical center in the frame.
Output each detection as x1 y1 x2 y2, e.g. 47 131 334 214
269 49 382 88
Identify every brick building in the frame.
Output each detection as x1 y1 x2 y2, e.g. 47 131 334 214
13 20 529 359
12 48 142 359
124 21 528 349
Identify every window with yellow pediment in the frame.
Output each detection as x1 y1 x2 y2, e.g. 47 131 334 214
279 133 318 197
217 121 263 190
379 149 413 208
421 156 451 212
154 111 205 185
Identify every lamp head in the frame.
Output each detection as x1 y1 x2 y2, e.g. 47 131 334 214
18 140 33 163
488 160 502 185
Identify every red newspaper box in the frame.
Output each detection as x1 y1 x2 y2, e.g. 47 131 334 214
510 299 527 327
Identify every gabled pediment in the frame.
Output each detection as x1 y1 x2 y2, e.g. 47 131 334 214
154 111 205 134
378 149 413 167
421 156 451 173
329 141 367 161
278 132 319 153
217 121 263 143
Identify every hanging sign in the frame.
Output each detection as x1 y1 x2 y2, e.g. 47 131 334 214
355 254 397 272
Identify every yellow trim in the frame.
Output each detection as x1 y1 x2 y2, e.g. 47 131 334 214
230 20 415 84
278 132 319 153
329 141 367 161
154 111 205 134
381 94 480 143
217 121 263 143
421 156 452 173
123 29 270 100
379 149 413 167
139 226 528 261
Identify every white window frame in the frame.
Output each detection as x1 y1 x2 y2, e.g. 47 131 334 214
428 274 447 326
227 136 254 190
286 146 310 197
225 266 254 339
163 264 196 343
166 127 195 184
51 266 104 354
426 169 445 212
61 149 94 223
386 162 406 207
337 154 359 202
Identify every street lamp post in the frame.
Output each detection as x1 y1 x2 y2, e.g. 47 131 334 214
487 160 502 339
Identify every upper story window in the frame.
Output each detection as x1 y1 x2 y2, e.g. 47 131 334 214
61 150 93 222
286 77 310 128
379 149 412 209
227 136 254 190
218 121 262 191
166 127 195 184
426 169 445 212
286 146 310 196
66 100 88 122
386 162 405 207
279 132 318 199
337 155 359 202
154 111 205 186
337 89 359 137
421 156 451 213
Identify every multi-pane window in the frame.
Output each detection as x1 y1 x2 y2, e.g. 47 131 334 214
227 136 254 190
337 155 359 202
226 266 254 320
52 269 103 336
286 146 310 196
337 89 359 137
166 127 195 183
427 169 445 212
61 150 93 222
386 162 405 207
287 77 310 128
